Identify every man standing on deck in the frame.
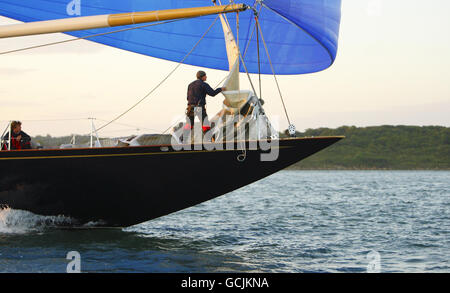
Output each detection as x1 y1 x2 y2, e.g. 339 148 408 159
185 71 226 133
1 121 31 150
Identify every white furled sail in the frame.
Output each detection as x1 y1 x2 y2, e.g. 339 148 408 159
219 12 248 111
219 12 239 90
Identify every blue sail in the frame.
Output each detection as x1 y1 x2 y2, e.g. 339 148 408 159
0 0 341 74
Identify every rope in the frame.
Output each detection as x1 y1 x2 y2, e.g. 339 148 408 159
96 15 220 132
236 10 239 55
238 49 257 98
255 17 292 126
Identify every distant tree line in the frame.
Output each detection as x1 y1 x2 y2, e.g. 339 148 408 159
32 125 450 170
282 125 450 170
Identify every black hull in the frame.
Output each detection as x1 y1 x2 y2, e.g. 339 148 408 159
0 137 342 227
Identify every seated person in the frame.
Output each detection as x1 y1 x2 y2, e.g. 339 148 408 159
2 121 31 150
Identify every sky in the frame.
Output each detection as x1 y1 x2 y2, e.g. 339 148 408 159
0 0 449 137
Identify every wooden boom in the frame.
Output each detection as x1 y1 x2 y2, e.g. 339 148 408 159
0 4 247 38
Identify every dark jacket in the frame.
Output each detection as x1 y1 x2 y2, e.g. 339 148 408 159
187 79 222 106
2 131 31 150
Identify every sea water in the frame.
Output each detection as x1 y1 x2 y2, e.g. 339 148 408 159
0 171 448 273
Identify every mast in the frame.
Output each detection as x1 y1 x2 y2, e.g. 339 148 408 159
0 4 247 38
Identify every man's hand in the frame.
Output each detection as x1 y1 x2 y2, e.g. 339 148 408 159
16 135 22 141
221 87 227 91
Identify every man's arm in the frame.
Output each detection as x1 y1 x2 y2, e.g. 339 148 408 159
203 82 223 97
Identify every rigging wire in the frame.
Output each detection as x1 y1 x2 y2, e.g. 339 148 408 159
0 117 160 141
0 117 155 132
255 17 292 126
95 15 220 133
0 118 90 122
237 47 257 97
95 118 160 133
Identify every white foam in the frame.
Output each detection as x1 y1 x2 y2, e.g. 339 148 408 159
0 207 75 234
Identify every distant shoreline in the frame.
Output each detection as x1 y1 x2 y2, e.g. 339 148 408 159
285 167 450 171
282 125 449 171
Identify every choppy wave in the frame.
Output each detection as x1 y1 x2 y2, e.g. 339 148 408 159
0 207 76 234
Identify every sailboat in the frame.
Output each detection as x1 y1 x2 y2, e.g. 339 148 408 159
0 1 343 227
